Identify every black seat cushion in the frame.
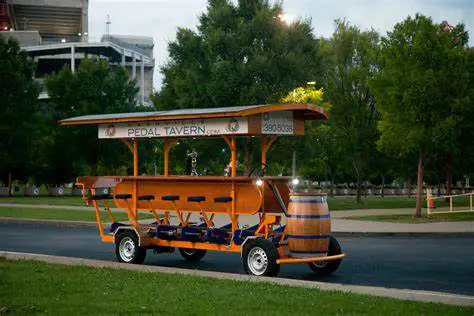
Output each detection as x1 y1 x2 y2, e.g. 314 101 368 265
162 195 180 201
90 194 112 200
115 193 132 200
214 196 232 203
138 194 155 201
188 196 206 202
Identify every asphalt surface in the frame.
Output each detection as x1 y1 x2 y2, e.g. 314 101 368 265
1 222 474 296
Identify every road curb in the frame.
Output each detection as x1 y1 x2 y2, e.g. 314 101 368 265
1 251 473 307
2 218 474 237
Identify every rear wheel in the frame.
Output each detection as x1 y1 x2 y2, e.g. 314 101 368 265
243 239 280 277
308 236 342 275
179 248 207 262
115 230 146 264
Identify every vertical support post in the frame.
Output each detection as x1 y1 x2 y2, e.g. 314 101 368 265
426 188 430 216
450 195 453 212
71 45 75 73
140 58 145 104
132 52 136 80
163 138 177 177
231 136 236 177
261 135 266 170
133 138 138 176
121 48 126 66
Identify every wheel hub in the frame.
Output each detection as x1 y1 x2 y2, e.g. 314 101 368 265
119 237 135 262
247 247 268 276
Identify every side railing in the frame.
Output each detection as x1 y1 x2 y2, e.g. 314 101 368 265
426 188 473 216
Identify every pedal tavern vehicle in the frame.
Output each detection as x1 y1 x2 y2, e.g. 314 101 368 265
60 103 345 277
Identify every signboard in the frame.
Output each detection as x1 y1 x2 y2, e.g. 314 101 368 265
98 117 248 139
261 111 294 135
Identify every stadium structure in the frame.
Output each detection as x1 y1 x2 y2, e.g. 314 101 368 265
0 0 154 105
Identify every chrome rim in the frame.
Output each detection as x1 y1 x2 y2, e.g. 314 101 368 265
312 260 328 268
119 237 135 262
183 249 196 256
247 247 268 276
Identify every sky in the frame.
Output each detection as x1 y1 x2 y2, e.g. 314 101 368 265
88 0 474 91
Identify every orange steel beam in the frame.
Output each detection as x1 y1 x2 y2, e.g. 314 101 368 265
261 135 278 169
276 253 346 264
163 138 177 177
231 136 236 177
121 138 134 154
147 238 241 253
133 139 139 176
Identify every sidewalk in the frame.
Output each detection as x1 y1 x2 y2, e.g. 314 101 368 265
1 203 473 234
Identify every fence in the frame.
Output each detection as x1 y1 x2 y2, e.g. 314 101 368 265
426 188 474 216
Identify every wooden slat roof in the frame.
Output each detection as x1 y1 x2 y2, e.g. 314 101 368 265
59 103 327 126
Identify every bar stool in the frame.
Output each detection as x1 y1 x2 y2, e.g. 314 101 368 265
188 196 215 227
214 196 236 232
161 195 180 225
137 194 159 223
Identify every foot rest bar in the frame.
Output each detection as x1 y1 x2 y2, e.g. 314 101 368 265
276 253 346 265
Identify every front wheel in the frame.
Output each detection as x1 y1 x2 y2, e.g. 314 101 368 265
243 239 280 277
115 230 147 264
308 236 342 276
179 248 207 262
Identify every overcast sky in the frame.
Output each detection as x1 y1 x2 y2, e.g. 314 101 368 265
88 0 473 91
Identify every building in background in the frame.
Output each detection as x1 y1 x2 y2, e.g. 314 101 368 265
1 0 154 105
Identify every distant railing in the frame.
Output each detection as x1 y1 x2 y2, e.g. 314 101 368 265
426 188 473 216
101 35 152 59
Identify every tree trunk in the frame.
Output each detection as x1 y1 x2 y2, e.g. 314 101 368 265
381 174 385 198
356 172 362 203
330 173 335 197
445 153 452 201
8 172 12 197
415 145 424 217
436 160 441 197
408 176 412 198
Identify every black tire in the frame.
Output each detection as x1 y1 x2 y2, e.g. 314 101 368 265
115 230 147 264
242 239 280 277
179 248 207 262
308 236 342 275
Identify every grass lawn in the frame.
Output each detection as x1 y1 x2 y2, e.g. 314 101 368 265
347 212 474 223
0 196 85 206
0 259 471 315
0 207 154 222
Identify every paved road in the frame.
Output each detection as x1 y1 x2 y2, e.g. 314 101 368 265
1 222 474 296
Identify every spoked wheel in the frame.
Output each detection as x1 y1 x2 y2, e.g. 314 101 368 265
308 236 342 275
179 248 207 262
115 230 146 264
243 239 280 277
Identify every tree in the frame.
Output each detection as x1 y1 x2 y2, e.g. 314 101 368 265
371 14 470 216
320 20 380 203
0 35 39 194
42 59 139 184
153 0 322 174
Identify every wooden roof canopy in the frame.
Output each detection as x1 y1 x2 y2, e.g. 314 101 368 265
59 103 327 138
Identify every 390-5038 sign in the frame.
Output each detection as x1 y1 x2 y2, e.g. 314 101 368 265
261 111 294 135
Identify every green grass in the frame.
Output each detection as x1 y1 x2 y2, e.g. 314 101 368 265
348 212 474 223
0 196 85 206
0 207 153 222
0 259 471 315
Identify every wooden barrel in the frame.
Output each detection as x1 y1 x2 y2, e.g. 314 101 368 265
287 193 331 258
